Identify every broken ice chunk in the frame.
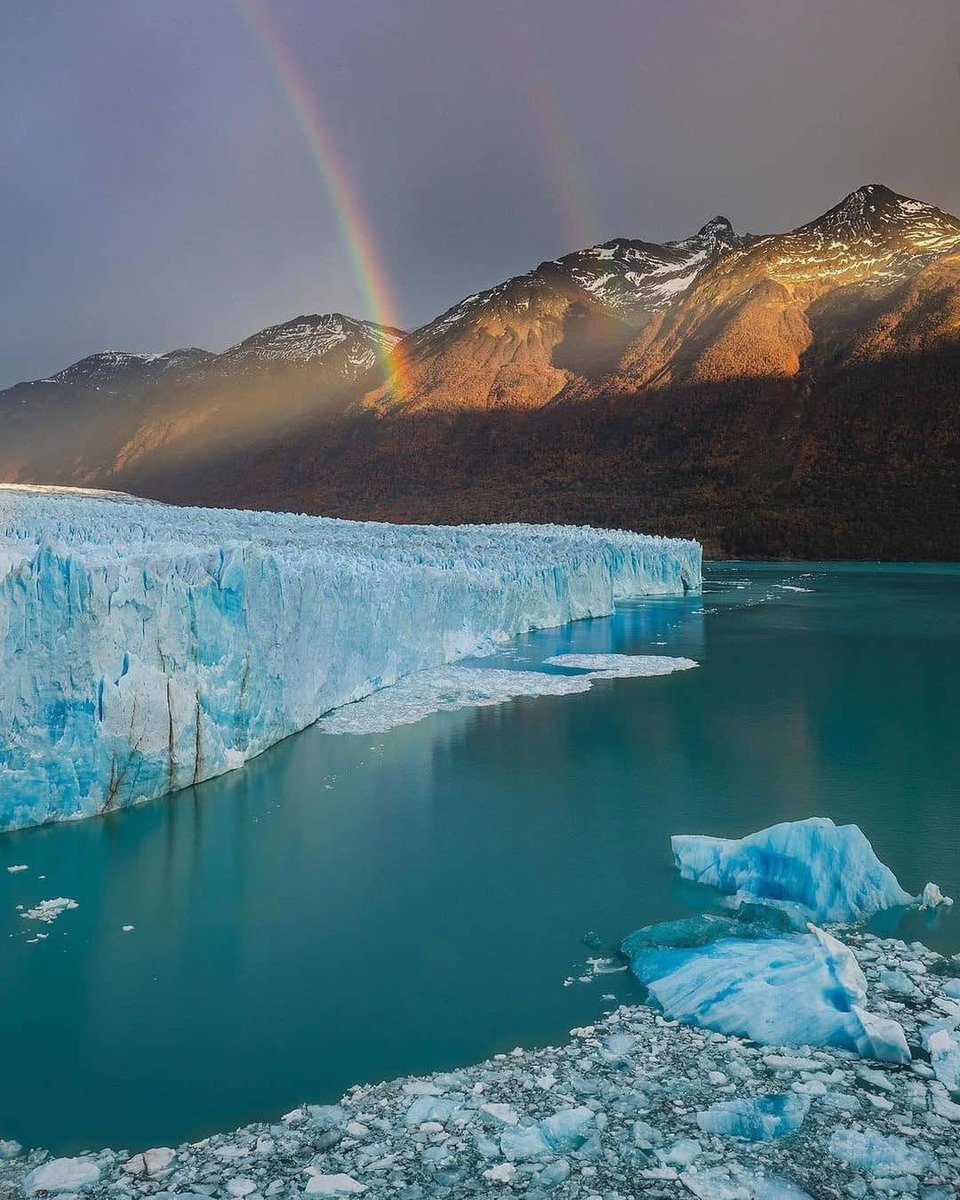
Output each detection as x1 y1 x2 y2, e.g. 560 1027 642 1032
827 1127 935 1177
539 1106 595 1152
622 921 909 1063
926 1028 960 1096
499 1124 551 1161
19 897 78 924
921 881 954 909
696 1093 810 1140
681 1164 813 1198
22 1157 100 1196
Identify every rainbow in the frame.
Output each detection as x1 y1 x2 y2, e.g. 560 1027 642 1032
496 3 601 251
234 0 409 396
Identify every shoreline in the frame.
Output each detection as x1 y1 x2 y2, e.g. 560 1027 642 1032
5 927 958 1199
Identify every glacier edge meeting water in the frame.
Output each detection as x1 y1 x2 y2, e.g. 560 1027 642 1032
0 486 701 831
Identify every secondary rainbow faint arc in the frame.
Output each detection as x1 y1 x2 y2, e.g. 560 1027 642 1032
234 0 409 396
494 1 601 250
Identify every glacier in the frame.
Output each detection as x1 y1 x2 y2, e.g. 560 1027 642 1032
0 486 700 831
672 817 914 924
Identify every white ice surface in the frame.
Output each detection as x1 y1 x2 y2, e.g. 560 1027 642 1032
543 653 699 677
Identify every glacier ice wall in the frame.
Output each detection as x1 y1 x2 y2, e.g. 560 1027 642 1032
0 487 700 830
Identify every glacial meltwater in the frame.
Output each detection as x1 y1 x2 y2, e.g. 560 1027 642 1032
2 562 958 1155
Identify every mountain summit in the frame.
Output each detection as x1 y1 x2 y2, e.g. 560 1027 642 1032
1 184 958 558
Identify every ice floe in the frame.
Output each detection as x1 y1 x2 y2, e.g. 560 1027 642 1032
623 919 910 1061
318 656 697 735
18 896 79 924
543 652 699 676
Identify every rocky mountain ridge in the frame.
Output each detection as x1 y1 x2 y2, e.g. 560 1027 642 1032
1 183 958 558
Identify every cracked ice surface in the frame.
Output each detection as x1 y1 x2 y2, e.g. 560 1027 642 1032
0 486 700 830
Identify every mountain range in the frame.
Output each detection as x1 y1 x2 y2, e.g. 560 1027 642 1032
2 183 958 558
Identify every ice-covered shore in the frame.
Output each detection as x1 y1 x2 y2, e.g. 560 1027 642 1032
0 487 700 831
3 927 958 1199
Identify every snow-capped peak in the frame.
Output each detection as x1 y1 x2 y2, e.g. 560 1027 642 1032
42 348 212 389
221 313 404 373
747 184 960 286
800 184 958 242
554 217 747 315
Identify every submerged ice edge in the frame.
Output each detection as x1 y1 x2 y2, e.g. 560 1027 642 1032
317 656 698 736
0 488 701 831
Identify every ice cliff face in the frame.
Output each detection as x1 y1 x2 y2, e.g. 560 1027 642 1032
0 486 701 831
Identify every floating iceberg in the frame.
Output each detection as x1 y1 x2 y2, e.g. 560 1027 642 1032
623 921 909 1063
695 1093 809 1141
921 881 954 910
0 486 700 830
672 817 914 924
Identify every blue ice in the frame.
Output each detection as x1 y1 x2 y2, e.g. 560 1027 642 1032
672 817 914 923
622 922 909 1063
696 1094 810 1141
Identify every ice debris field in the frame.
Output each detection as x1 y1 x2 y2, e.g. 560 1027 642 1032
0 486 700 831
2 818 958 1198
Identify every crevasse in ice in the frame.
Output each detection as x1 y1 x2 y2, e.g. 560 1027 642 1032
672 816 914 923
0 486 700 830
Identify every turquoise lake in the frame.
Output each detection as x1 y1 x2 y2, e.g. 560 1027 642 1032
2 562 958 1154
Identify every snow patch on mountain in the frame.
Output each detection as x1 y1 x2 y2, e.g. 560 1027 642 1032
221 313 404 373
745 184 960 286
410 217 748 351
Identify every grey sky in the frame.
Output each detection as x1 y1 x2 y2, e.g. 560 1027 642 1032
2 0 958 387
